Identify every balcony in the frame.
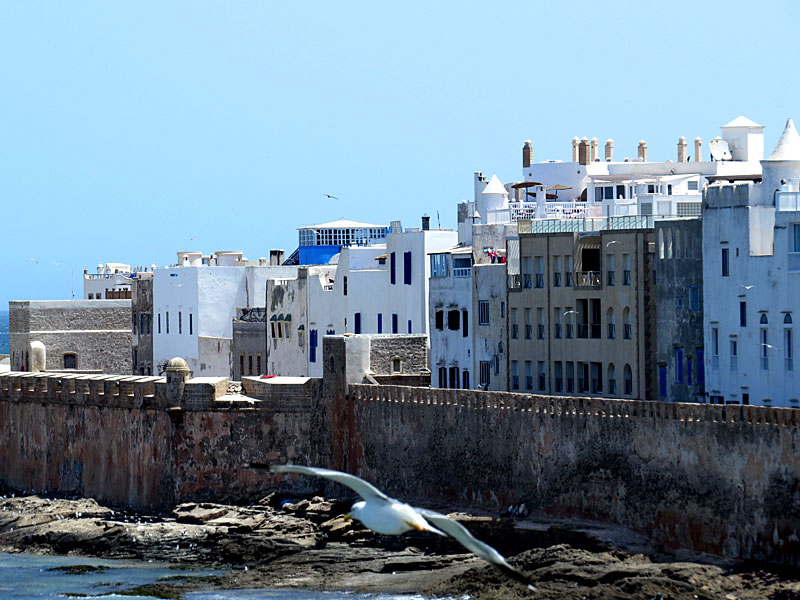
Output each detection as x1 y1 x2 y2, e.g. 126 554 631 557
508 274 522 290
575 271 601 288
777 191 800 211
453 267 472 278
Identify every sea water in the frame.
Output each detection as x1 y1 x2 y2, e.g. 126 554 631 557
0 553 440 600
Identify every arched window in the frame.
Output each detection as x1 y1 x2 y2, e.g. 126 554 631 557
623 307 632 339
760 314 769 324
675 228 681 257
785 314 793 324
658 229 665 259
666 228 673 259
624 364 633 395
607 307 616 339
608 363 617 395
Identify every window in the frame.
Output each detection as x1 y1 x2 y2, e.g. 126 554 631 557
146 314 151 335
554 361 563 392
675 348 684 383
590 362 602 393
248 355 253 376
590 299 601 339
343 276 348 295
448 309 460 330
158 313 161 334
730 339 738 371
537 308 545 339
623 307 632 339
403 251 412 285
553 256 562 287
564 307 574 339
697 350 704 384
793 224 800 253
392 314 398 334
666 228 673 259
139 314 145 336
189 313 193 335
722 248 730 277
689 286 700 311
607 308 615 339
554 308 562 338
534 256 544 288
133 312 138 335
659 367 667 397
393 358 402 373
390 252 396 284
431 254 448 277
239 355 244 377
500 301 505 318
658 229 665 259
462 370 470 389
566 362 575 393
524 309 532 339
354 312 361 334
438 366 447 388
608 363 617 395
166 311 170 334
378 313 383 333
511 361 519 390
675 296 683 309
577 299 588 338
740 302 747 327
624 364 633 395
309 329 317 362
435 310 443 330
566 255 574 287
622 254 631 285
462 309 469 337
606 254 615 286
578 362 588 392
407 319 412 333
257 354 262 375
511 309 518 339
761 327 769 371
179 311 182 334
479 301 490 325
479 361 491 387
786 324 794 372
525 361 533 390
687 357 693 385
538 361 546 391
688 180 699 191
522 257 532 288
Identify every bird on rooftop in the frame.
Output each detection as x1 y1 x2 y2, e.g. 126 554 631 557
323 193 339 200
255 464 536 591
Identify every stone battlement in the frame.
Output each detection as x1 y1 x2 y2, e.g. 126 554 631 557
350 384 800 427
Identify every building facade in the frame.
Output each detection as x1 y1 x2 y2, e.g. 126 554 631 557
702 118 800 407
131 273 154 375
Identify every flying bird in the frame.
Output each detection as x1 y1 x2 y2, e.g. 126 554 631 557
606 240 620 247
737 284 754 290
562 310 578 316
27 257 38 264
323 193 339 200
257 464 535 591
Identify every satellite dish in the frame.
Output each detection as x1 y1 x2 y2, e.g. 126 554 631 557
709 137 732 161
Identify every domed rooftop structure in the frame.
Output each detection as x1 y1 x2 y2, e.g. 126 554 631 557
166 357 189 370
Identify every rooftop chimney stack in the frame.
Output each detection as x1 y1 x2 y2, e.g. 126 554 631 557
522 140 533 168
605 138 614 161
694 137 703 162
678 136 688 162
421 214 430 231
590 137 599 162
269 249 285 265
572 137 580 162
638 140 648 162
578 137 590 165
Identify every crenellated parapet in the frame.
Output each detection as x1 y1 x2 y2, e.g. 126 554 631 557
0 371 232 410
349 384 800 428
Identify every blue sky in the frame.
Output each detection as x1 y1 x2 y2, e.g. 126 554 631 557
1 1 798 305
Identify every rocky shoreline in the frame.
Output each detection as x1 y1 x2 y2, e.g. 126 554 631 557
1 489 798 599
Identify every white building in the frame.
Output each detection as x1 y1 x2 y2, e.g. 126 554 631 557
703 118 800 407
152 251 296 377
267 222 457 377
83 263 137 299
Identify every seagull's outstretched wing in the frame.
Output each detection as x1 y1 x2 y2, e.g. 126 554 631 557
268 464 391 502
418 509 536 591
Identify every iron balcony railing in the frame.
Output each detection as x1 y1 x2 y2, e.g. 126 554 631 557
575 271 601 288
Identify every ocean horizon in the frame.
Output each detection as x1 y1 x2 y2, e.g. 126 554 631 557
0 309 8 355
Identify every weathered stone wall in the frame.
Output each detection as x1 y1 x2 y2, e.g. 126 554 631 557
9 300 132 373
340 384 800 564
368 335 427 375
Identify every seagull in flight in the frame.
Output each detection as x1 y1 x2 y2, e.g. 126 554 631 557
606 240 620 247
27 257 38 264
257 464 536 591
737 284 754 290
323 193 339 200
562 310 578 316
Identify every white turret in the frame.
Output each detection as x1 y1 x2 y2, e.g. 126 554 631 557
478 174 509 221
721 116 764 162
760 118 800 201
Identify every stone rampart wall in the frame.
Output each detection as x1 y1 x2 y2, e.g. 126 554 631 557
340 384 800 564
